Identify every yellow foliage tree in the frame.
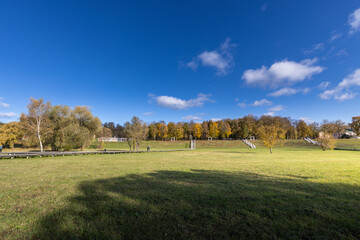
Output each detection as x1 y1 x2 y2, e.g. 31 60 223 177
156 122 168 140
0 122 22 148
318 133 335 151
219 121 231 139
209 122 219 138
193 123 203 139
167 122 176 138
257 125 279 154
175 124 184 140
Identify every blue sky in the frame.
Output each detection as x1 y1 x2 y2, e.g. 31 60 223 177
1 0 360 124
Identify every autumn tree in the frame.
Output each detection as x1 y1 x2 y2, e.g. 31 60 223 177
318 133 335 151
308 122 320 138
103 122 116 136
257 125 279 154
334 120 347 134
47 105 72 151
187 121 195 139
157 122 168 140
296 120 311 138
193 123 203 139
97 127 113 149
209 121 219 139
219 121 231 139
148 123 157 140
20 98 52 152
201 121 208 139
320 120 337 135
0 122 22 148
124 116 148 151
175 122 184 140
350 116 360 135
115 124 125 138
167 122 176 138
182 122 190 139
71 106 102 150
237 119 249 139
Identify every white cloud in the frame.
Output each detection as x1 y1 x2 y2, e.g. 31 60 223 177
318 81 330 90
211 118 222 121
319 68 360 101
336 49 348 56
250 99 272 107
330 31 342 41
242 58 324 88
264 112 275 116
237 102 246 108
186 60 199 70
150 93 213 110
268 87 310 97
303 43 325 54
269 105 285 112
0 112 17 118
268 88 298 97
349 8 360 33
0 102 9 108
300 117 315 124
335 92 356 101
142 112 153 116
0 97 10 108
302 88 311 94
182 115 202 121
186 38 236 75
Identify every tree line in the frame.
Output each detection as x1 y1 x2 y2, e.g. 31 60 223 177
104 115 358 141
1 97 360 152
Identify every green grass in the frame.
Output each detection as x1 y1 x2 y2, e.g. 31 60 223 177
1 141 360 239
335 139 360 150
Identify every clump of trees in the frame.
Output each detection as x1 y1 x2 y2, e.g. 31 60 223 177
46 105 102 150
18 98 102 151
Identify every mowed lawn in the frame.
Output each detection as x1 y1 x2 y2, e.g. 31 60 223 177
1 142 360 239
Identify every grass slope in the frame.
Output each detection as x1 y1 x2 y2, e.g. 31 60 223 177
1 142 360 239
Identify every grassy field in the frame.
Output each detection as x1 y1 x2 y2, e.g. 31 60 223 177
2 138 359 152
1 141 360 239
103 138 360 151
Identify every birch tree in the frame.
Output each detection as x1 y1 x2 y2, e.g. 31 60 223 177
20 98 51 152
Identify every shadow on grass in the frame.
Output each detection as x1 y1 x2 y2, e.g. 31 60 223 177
31 170 360 239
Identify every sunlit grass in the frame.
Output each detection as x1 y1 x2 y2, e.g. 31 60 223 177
1 141 360 239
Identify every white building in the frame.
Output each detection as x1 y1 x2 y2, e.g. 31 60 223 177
97 137 127 142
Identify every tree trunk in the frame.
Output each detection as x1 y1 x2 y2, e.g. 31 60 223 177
37 125 43 152
269 147 272 154
136 142 139 151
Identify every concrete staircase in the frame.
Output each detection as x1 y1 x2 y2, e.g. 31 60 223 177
243 139 256 149
304 137 320 145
